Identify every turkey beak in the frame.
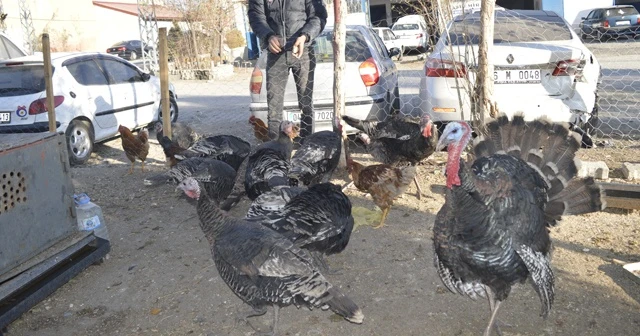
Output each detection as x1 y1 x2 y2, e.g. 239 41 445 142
435 138 447 152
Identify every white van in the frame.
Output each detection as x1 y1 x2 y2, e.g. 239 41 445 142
391 15 429 52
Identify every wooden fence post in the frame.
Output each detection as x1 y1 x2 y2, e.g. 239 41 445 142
475 0 497 127
333 0 347 167
42 34 56 133
159 27 171 139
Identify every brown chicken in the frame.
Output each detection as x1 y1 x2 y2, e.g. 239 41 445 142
249 115 271 142
119 125 150 174
346 157 416 229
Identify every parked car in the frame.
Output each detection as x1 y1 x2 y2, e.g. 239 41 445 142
0 52 178 164
391 15 429 53
372 27 404 61
107 40 152 60
0 33 28 60
249 25 401 135
579 5 640 41
419 9 601 135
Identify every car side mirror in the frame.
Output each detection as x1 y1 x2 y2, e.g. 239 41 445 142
581 17 587 20
141 72 151 82
388 47 400 58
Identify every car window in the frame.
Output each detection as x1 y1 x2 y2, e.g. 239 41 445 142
67 60 109 86
312 30 372 63
370 30 389 58
382 29 392 40
393 23 420 30
604 7 639 16
97 59 145 84
131 40 141 47
448 12 572 45
0 65 48 97
586 10 595 19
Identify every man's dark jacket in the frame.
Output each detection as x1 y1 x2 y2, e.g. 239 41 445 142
248 0 328 51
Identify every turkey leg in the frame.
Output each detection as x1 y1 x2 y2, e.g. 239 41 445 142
413 176 422 199
234 305 267 331
484 288 511 336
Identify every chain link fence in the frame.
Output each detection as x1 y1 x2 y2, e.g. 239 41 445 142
0 0 637 169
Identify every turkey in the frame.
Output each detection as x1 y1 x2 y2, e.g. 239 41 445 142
154 121 200 149
288 117 343 186
175 135 252 172
174 159 237 206
245 186 306 219
342 113 437 199
252 183 354 273
185 180 364 335
143 157 223 187
244 120 298 200
433 115 605 336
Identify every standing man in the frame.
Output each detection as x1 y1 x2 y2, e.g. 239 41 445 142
248 0 328 140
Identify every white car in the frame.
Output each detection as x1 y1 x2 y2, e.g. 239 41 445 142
0 52 178 164
419 9 601 134
372 27 404 61
391 15 429 52
249 25 400 136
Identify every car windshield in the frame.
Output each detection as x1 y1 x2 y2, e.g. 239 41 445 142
604 7 639 16
447 12 572 45
313 30 372 63
393 23 420 30
0 65 48 97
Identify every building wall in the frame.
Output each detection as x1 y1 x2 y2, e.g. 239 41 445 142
2 0 98 52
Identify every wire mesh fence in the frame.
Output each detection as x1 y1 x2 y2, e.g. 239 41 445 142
0 1 637 170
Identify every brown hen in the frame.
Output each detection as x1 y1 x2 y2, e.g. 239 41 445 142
119 125 150 174
346 158 416 229
249 115 271 143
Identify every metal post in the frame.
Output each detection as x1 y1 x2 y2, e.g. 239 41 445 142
19 0 35 54
159 27 171 140
41 34 56 133
334 0 347 167
137 0 160 74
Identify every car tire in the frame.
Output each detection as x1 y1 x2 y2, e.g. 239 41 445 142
397 46 403 61
130 51 138 60
65 119 94 166
158 97 179 123
390 86 401 115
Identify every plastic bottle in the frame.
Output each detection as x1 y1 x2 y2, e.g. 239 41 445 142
73 193 109 241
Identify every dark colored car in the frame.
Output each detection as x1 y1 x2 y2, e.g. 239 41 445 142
579 5 640 41
106 40 151 60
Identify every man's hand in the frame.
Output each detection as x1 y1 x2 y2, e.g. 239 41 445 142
292 35 307 58
268 35 282 54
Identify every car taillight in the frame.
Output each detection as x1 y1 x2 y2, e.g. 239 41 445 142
552 59 580 76
117 47 126 51
637 17 640 24
29 96 65 115
416 33 423 39
425 58 466 78
359 57 380 86
250 67 263 94
603 21 610 28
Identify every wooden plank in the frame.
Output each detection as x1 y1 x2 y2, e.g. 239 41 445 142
598 182 640 210
159 27 171 140
604 196 640 210
598 182 640 193
41 34 56 133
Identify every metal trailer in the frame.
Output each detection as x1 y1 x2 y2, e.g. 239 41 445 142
0 133 110 330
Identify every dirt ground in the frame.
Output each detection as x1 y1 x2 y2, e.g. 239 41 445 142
5 109 640 335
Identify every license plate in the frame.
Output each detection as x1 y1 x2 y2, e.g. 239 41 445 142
616 20 630 26
494 69 541 84
287 110 334 123
0 112 10 124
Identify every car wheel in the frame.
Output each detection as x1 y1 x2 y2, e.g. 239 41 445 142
130 51 138 60
158 97 179 123
390 85 401 115
65 119 94 165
